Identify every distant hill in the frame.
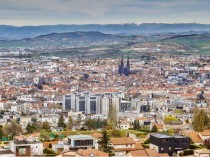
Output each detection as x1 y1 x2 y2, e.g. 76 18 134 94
1 23 210 40
0 31 135 48
161 33 210 53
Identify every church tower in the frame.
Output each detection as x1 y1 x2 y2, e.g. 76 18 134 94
118 55 124 75
125 56 130 76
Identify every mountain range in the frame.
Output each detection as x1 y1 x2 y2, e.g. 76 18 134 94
1 23 210 40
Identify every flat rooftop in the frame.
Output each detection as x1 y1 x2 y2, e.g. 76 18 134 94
151 133 186 139
68 135 94 140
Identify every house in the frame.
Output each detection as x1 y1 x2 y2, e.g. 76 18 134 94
91 133 102 150
182 131 203 145
137 117 152 126
125 148 160 157
119 121 130 129
68 135 95 150
126 150 148 157
150 123 166 132
150 134 190 156
199 130 210 141
110 137 136 156
76 148 109 157
0 148 15 157
28 133 41 141
194 148 210 157
52 135 96 152
134 143 144 150
51 127 64 132
10 135 43 156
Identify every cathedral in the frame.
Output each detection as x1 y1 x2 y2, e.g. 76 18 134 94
118 55 130 76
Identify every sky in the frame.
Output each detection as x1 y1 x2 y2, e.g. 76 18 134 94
0 0 210 26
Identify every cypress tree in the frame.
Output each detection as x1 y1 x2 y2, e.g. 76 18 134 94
58 115 66 128
98 130 114 156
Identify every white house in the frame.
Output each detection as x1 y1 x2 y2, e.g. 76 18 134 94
194 149 210 157
10 135 43 156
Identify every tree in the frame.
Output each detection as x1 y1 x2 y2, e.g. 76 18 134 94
167 128 174 135
108 105 118 130
16 118 20 124
164 116 178 124
40 131 50 141
98 130 114 156
57 115 66 128
26 123 36 133
186 119 189 124
3 120 22 137
0 126 3 140
84 118 96 130
133 119 140 130
42 121 51 132
151 125 158 133
33 121 42 131
111 130 121 137
67 116 73 130
192 108 209 132
31 118 37 123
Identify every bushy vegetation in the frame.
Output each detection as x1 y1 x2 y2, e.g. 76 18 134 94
192 107 210 132
164 115 179 124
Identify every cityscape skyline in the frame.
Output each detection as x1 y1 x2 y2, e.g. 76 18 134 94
0 0 210 26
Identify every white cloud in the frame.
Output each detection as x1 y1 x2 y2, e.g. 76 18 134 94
0 0 209 25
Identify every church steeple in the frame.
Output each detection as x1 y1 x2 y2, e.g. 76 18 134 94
118 54 131 76
126 55 130 75
121 55 124 66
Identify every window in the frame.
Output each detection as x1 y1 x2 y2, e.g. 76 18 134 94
169 147 171 150
161 147 164 151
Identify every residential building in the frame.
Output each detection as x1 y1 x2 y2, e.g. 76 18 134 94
150 134 190 156
110 137 136 156
10 135 43 156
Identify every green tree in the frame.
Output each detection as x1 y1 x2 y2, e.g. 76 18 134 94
40 131 50 141
133 119 140 130
31 118 37 123
96 118 107 129
26 123 36 133
16 118 20 124
84 118 96 130
42 121 51 132
193 108 209 131
108 105 118 130
164 116 178 124
3 120 22 137
98 130 114 156
186 119 189 124
0 126 3 140
111 130 121 137
33 121 42 131
151 125 158 133
57 115 66 128
67 116 73 130
167 128 174 135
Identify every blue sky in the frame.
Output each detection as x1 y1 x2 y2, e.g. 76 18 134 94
0 0 210 26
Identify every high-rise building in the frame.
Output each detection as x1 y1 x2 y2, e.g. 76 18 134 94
62 92 125 115
63 94 76 111
62 95 71 111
